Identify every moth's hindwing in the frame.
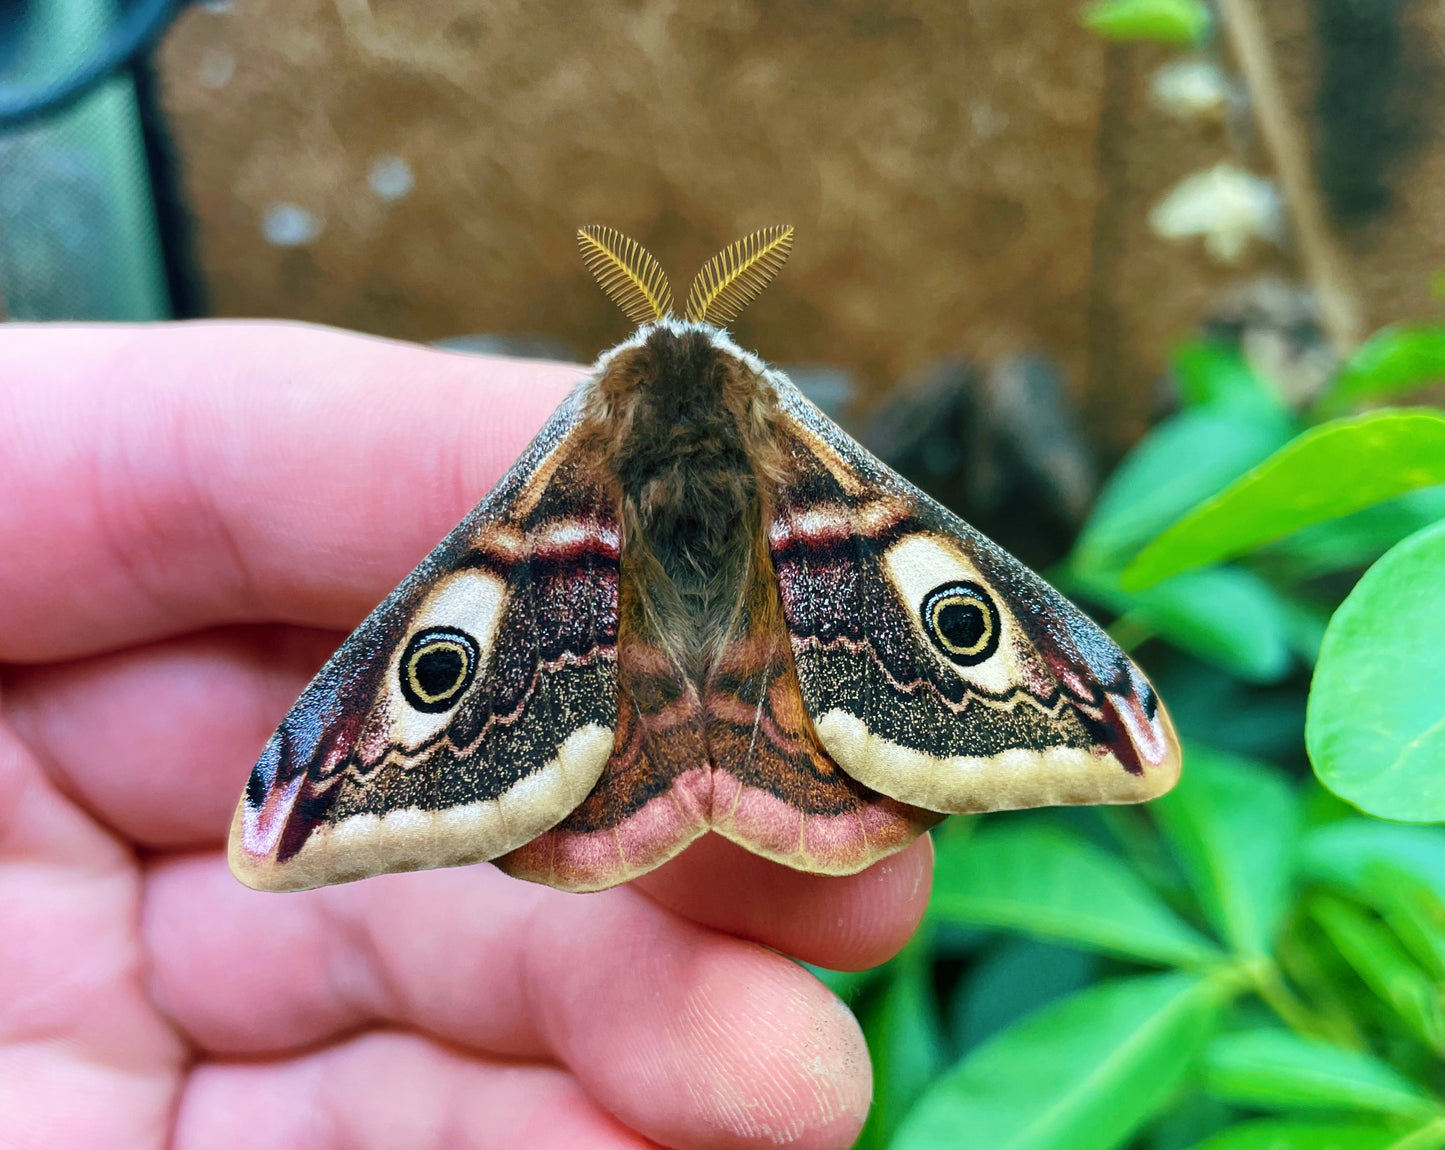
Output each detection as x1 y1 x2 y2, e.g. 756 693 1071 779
493 569 713 893
702 530 942 874
228 390 623 892
766 374 1182 815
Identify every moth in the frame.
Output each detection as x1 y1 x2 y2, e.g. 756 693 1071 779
230 226 1181 894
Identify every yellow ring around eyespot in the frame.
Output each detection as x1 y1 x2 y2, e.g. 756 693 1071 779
406 639 472 704
930 593 993 656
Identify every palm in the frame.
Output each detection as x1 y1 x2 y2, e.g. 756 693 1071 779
0 323 931 1150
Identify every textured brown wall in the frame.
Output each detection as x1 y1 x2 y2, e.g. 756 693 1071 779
157 0 1445 451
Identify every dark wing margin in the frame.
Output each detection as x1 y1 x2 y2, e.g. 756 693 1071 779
229 385 624 892
763 369 1181 816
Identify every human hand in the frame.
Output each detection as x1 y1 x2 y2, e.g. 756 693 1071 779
0 322 933 1149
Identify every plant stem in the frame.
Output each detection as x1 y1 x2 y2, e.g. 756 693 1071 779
1274 925 1368 1048
1215 0 1364 355
1249 957 1337 1041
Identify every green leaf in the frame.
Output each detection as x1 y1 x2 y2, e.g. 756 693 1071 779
1146 1092 1238 1150
804 962 886 1002
1174 343 1291 424
1146 655 1308 764
892 973 1223 1150
1202 1029 1439 1119
1301 821 1445 903
929 823 1222 966
1080 0 1211 43
857 942 947 1150
1307 518 1445 821
1186 1121 1399 1150
1154 745 1299 956
1310 894 1445 1053
1277 593 1333 667
950 938 1098 1055
1357 865 1445 982
1072 411 1293 576
1318 325 1445 414
1390 1119 1445 1150
1124 410 1445 588
1113 566 1297 684
1259 486 1445 581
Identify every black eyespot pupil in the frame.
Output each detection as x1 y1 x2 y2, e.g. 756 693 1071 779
399 627 480 713
937 601 987 651
921 581 1001 666
413 646 465 697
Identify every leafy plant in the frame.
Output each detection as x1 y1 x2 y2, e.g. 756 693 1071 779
821 329 1445 1149
1079 0 1212 45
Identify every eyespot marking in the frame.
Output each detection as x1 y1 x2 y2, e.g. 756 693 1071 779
922 582 1000 665
400 627 480 712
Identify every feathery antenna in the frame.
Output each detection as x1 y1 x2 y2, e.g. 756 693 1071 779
684 225 794 326
577 226 673 324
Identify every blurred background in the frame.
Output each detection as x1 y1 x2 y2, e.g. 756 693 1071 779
7 4 1445 1149
6 0 1441 436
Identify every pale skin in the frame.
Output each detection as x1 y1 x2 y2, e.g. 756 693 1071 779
0 321 934 1150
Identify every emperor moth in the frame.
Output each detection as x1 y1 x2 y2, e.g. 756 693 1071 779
230 226 1181 894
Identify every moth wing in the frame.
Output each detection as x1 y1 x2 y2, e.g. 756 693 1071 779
229 388 624 892
493 585 714 893
702 533 942 874
765 372 1181 815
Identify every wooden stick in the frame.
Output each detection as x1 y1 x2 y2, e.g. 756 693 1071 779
1216 0 1365 354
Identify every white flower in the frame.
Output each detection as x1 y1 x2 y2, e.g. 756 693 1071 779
1149 163 1283 263
1151 58 1235 121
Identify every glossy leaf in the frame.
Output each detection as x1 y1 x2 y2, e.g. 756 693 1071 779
1117 566 1297 684
1307 519 1445 821
1318 325 1445 414
1259 486 1445 581
857 942 947 1150
1187 1121 1399 1150
1389 1121 1445 1150
1310 895 1445 1053
1153 745 1299 956
1301 821 1445 903
1202 1029 1438 1119
1124 411 1445 589
1073 411 1292 575
893 973 1222 1150
930 823 1222 966
1174 342 1290 423
1080 0 1211 44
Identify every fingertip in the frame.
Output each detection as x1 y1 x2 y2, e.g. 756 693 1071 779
633 831 935 971
0 321 586 659
549 916 872 1150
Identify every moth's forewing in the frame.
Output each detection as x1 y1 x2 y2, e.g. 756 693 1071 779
765 370 1181 815
229 391 623 892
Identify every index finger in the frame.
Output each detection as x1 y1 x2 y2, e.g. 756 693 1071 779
0 321 582 661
